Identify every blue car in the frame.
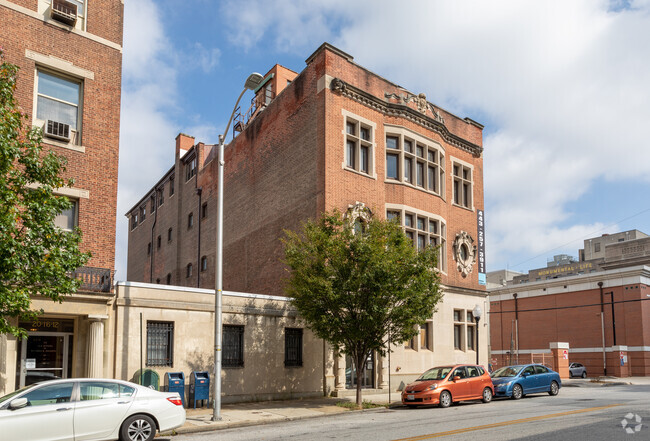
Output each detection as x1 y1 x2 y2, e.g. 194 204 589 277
491 364 561 399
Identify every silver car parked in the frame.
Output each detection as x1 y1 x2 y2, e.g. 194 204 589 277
569 362 587 378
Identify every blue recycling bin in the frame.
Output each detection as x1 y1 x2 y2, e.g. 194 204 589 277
164 372 185 407
189 371 210 409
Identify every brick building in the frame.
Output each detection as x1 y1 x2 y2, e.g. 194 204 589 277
0 0 123 393
489 231 650 377
126 43 488 393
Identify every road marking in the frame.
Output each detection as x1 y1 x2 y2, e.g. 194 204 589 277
392 403 624 440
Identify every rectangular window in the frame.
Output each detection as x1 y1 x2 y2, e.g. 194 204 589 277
386 132 443 195
453 162 473 208
420 323 431 350
201 202 208 219
147 242 151 256
169 178 175 196
454 324 462 350
130 212 138 231
185 157 197 181
389 208 446 270
188 212 194 229
284 328 303 367
387 210 400 222
37 70 81 143
344 116 374 176
386 153 399 179
467 324 476 351
595 242 601 252
151 196 156 213
201 256 208 271
223 325 244 368
157 189 164 207
55 199 78 231
146 321 173 367
360 145 369 173
347 140 356 168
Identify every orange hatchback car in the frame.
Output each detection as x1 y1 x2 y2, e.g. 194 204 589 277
402 364 494 408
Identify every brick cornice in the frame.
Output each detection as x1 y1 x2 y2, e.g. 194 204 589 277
330 78 483 158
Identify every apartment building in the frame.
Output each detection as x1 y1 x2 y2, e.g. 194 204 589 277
0 0 123 393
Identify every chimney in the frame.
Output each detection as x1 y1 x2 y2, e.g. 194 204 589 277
175 133 195 158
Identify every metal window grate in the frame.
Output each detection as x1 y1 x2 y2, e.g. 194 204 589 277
223 325 244 367
284 328 303 367
147 321 173 367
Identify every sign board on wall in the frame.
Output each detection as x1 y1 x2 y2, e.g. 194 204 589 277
477 210 486 285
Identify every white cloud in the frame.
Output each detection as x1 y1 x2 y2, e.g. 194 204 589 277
220 0 650 270
116 0 181 280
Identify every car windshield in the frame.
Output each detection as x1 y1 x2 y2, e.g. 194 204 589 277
0 384 38 405
417 367 452 381
491 366 524 377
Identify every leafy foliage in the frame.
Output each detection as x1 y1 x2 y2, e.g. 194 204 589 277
283 210 442 405
0 49 90 337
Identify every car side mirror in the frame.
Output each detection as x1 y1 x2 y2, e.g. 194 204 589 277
522 372 530 377
9 397 28 410
453 376 461 382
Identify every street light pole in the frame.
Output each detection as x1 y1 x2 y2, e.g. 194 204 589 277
473 305 482 365
213 73 263 422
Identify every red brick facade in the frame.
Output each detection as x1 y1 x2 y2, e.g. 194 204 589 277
1 0 123 273
490 271 650 376
127 44 485 299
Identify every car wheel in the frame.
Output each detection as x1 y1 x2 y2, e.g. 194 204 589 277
482 387 493 403
548 381 559 396
512 384 523 400
581 371 587 379
120 414 156 441
439 390 452 408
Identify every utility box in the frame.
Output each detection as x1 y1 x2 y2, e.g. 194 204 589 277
189 371 209 408
164 372 185 407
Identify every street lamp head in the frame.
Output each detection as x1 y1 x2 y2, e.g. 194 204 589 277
244 73 264 91
473 304 482 321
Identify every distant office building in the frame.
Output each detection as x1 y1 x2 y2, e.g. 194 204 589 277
489 230 650 377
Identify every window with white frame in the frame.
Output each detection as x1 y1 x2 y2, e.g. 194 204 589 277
385 129 445 197
453 309 464 350
344 115 374 176
185 156 196 181
55 199 78 231
453 309 477 351
36 69 82 144
386 207 446 271
452 162 473 209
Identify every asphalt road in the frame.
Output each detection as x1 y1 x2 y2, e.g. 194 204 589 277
168 384 650 441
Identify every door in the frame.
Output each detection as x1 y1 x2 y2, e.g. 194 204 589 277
73 381 135 440
448 366 470 400
1 382 75 441
519 365 538 392
346 353 375 388
20 333 71 388
465 365 484 398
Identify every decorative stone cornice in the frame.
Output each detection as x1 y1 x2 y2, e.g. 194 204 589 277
331 78 482 157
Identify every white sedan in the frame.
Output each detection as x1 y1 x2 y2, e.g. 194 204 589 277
0 378 186 441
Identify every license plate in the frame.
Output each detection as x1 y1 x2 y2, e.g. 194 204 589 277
407 394 415 400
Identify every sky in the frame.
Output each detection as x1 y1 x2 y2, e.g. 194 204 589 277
116 0 650 281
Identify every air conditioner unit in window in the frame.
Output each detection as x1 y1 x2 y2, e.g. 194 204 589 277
51 0 78 26
44 120 71 142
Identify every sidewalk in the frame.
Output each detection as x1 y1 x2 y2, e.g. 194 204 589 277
171 377 650 435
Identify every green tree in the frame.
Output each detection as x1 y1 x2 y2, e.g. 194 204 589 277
283 209 442 407
0 50 90 338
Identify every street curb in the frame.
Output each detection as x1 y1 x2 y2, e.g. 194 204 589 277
171 405 390 435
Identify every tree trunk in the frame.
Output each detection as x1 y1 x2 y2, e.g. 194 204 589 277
356 352 365 408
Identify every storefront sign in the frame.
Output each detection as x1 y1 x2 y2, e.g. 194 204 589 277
26 359 36 369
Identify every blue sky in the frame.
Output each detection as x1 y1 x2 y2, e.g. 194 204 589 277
116 0 650 280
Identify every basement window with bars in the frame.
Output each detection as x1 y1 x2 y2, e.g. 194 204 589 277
146 321 174 367
284 328 303 367
222 325 244 368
